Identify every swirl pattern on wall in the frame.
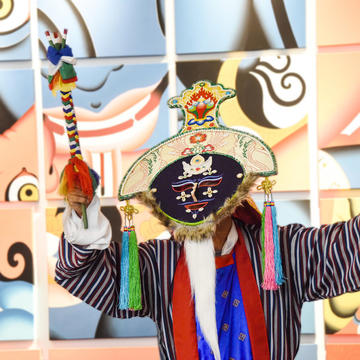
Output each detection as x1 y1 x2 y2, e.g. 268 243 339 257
236 55 307 129
0 242 33 284
251 56 305 107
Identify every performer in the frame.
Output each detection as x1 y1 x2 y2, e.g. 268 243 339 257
56 81 360 360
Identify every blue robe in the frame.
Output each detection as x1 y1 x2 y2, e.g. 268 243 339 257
196 253 253 359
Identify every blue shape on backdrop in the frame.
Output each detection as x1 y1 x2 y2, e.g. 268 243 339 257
72 0 166 57
175 0 305 53
0 281 33 314
0 309 33 340
49 300 157 339
42 63 169 149
42 64 167 112
283 0 306 46
175 0 249 54
95 314 157 338
0 69 34 120
0 21 31 60
0 7 31 61
295 344 317 360
38 0 165 58
149 85 170 149
255 200 310 227
301 302 315 334
253 0 305 48
49 301 102 339
0 281 34 340
327 146 360 189
0 39 31 61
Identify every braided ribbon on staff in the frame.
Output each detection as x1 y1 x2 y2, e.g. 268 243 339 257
45 29 99 228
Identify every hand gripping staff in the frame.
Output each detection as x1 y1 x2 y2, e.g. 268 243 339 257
45 29 99 229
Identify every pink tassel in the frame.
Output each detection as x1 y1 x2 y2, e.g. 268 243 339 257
261 204 278 290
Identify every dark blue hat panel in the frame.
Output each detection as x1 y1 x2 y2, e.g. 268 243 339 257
150 153 244 224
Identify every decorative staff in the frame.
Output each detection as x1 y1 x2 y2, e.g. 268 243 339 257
45 29 99 228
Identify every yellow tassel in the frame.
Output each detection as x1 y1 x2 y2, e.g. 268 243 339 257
51 73 76 96
59 171 68 196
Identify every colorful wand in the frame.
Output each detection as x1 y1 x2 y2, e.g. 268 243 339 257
45 29 99 228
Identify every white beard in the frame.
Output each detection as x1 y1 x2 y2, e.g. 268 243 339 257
184 238 220 360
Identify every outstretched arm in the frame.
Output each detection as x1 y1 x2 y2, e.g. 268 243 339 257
283 216 360 303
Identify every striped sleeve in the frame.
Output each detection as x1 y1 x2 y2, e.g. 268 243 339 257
283 215 360 302
55 234 158 320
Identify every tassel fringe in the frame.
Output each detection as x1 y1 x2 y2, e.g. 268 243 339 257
261 201 284 290
128 227 142 310
119 225 142 311
59 157 99 199
119 229 130 309
261 205 266 271
59 157 99 230
271 205 285 285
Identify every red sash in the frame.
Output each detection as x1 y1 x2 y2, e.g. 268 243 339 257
172 227 270 360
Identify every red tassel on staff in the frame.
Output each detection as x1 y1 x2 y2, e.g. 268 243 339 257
63 157 93 200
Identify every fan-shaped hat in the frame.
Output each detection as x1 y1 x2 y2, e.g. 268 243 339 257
119 80 277 242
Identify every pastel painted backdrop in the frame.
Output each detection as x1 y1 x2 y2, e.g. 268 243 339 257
317 0 360 358
42 63 169 199
0 68 38 202
0 0 358 359
0 209 34 340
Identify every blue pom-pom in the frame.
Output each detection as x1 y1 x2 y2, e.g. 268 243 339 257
59 45 73 57
47 45 74 65
47 46 62 65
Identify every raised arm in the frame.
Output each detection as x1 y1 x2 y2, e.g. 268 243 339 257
282 216 360 303
55 194 156 319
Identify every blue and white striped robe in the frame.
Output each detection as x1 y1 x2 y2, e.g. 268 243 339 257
55 216 360 359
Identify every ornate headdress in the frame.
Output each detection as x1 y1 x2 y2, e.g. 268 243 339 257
119 80 284 292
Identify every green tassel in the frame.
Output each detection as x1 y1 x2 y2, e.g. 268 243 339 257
59 62 77 81
81 203 88 229
128 227 142 310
